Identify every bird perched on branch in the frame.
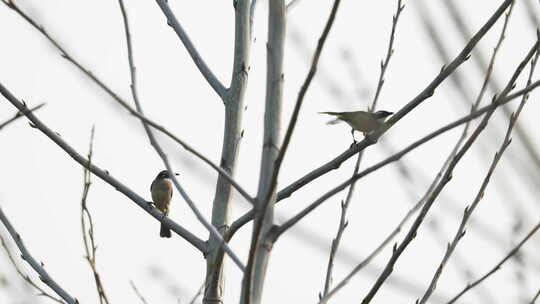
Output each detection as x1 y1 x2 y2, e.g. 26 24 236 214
320 110 393 142
151 170 179 238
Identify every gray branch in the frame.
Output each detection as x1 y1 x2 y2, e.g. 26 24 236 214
155 0 227 99
241 1 285 303
0 206 77 304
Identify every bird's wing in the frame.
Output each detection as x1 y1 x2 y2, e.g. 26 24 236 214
319 111 343 115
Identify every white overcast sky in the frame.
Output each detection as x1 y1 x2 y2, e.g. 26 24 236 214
1 0 540 303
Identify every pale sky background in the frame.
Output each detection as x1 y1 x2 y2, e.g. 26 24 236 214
1 0 540 303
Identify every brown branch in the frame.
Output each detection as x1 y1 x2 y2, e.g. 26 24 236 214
447 219 540 304
443 0 540 192
129 280 149 304
359 33 538 304
80 126 110 304
420 8 537 303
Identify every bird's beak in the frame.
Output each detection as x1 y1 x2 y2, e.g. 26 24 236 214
175 173 180 176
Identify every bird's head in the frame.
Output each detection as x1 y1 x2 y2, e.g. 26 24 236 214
373 110 393 120
156 170 179 180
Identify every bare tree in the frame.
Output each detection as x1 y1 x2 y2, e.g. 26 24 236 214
1 0 540 303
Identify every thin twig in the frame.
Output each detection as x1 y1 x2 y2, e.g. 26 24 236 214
0 102 45 131
116 0 244 272
80 127 110 304
189 282 205 304
286 0 302 12
421 7 534 303
0 206 78 304
448 219 540 304
0 1 132 111
530 288 540 304
321 0 404 298
154 0 226 99
359 35 538 304
443 0 540 185
0 234 64 303
129 280 149 304
0 83 207 253
1 0 254 206
318 174 447 304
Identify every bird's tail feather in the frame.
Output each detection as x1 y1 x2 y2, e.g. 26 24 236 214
319 111 341 115
160 223 171 238
319 112 343 125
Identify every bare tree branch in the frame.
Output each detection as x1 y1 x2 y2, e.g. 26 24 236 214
189 282 205 304
0 0 133 112
0 206 78 304
530 288 540 304
0 234 64 304
0 102 45 131
117 0 245 273
0 83 207 253
286 0 302 12
448 219 540 304
420 8 537 304
359 33 537 304
154 0 227 99
443 0 540 183
80 126 110 304
129 280 149 304
318 173 446 304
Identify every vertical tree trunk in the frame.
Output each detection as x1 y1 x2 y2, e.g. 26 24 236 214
204 1 251 303
241 1 285 303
